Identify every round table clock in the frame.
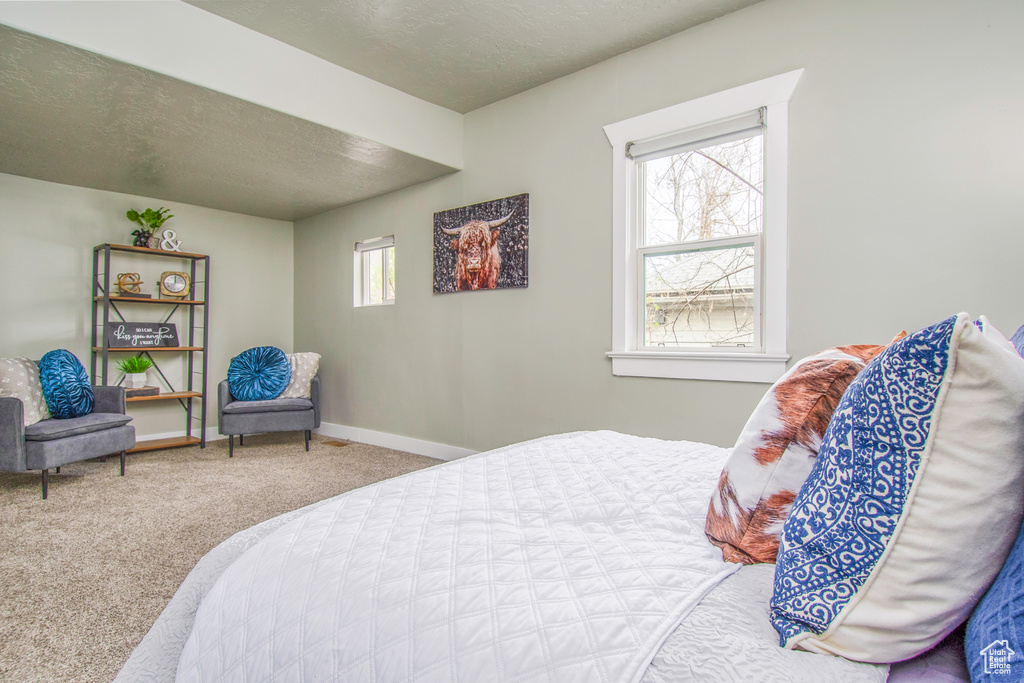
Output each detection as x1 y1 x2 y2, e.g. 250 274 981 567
159 271 191 299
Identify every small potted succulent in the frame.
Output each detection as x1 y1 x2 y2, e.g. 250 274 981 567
117 355 153 389
127 207 174 248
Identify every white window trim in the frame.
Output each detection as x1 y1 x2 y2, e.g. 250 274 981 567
603 69 803 383
353 235 395 307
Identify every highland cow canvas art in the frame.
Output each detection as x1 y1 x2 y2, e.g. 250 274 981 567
433 193 529 293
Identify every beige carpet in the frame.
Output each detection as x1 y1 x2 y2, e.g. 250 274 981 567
0 434 440 683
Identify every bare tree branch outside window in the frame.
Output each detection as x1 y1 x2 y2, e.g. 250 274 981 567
642 134 763 348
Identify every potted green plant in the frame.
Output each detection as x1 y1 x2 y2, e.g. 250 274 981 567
117 355 154 389
127 207 174 248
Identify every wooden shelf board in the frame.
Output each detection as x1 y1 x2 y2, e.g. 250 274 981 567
96 243 208 260
126 391 203 403
128 435 201 453
94 296 205 305
93 346 203 352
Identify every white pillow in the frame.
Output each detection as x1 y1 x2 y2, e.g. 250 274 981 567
771 313 1024 662
278 352 321 399
0 357 51 426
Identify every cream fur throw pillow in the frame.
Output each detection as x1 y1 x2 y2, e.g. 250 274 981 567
706 334 904 564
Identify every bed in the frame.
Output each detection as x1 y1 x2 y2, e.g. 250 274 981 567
119 431 887 682
118 313 1024 682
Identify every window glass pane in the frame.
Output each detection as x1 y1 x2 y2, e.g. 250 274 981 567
367 248 384 305
384 246 395 301
642 133 763 246
644 244 756 348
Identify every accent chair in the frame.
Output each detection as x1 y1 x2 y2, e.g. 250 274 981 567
0 383 135 498
217 375 320 457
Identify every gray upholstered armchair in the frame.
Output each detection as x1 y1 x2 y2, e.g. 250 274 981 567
217 375 320 457
0 385 135 498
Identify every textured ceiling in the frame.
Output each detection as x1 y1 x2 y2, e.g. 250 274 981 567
0 0 762 221
185 0 763 113
0 24 457 221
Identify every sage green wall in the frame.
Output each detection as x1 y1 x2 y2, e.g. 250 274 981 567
0 172 294 439
294 0 1024 452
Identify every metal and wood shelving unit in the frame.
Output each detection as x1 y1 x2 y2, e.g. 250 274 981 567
91 244 210 452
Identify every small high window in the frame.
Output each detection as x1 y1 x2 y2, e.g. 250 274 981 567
353 236 395 307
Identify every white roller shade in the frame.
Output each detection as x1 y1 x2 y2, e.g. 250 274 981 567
354 235 394 252
626 109 764 163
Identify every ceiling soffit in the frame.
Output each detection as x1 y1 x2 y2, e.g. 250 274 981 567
0 25 457 221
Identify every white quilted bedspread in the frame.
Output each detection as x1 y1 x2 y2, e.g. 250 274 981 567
176 431 738 683
642 565 888 683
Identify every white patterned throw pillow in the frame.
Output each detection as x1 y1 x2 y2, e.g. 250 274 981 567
0 357 51 426
278 352 321 398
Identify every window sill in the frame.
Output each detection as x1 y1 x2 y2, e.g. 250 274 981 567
606 351 790 383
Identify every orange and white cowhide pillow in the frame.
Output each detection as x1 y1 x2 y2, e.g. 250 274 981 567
705 334 906 564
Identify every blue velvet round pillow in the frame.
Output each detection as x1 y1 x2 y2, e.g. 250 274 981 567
39 349 94 419
228 346 291 401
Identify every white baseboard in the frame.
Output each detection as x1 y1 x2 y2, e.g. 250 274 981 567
135 424 475 462
315 422 476 461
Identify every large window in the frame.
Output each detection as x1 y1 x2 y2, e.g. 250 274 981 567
604 70 802 382
353 236 395 307
637 114 763 349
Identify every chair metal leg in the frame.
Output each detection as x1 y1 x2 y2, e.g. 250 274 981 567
229 434 234 458
239 434 244 446
120 451 126 476
305 430 310 451
55 466 60 474
41 469 48 499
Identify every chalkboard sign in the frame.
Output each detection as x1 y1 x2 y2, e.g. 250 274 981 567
105 323 179 348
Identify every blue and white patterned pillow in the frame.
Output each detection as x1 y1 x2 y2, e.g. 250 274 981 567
770 313 1024 663
227 346 291 402
977 316 1023 358
38 349 94 419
